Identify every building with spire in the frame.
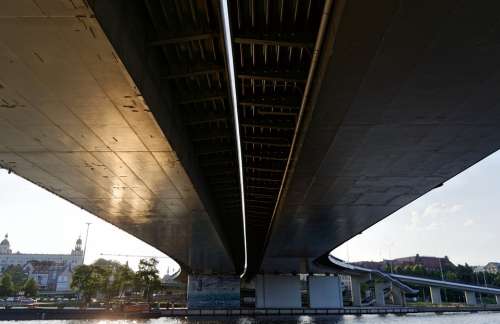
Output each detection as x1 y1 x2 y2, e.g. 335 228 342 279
0 234 12 255
0 234 84 293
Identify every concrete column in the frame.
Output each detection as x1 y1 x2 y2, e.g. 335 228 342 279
351 277 362 307
430 286 442 304
465 291 477 305
308 275 343 308
187 275 240 308
496 295 500 305
392 286 404 305
255 274 301 308
374 283 386 306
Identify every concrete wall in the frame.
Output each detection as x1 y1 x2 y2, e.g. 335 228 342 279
255 275 301 308
465 291 477 305
430 286 442 304
308 276 343 308
374 283 387 306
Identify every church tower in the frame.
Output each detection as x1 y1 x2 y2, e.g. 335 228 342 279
0 234 12 255
71 236 83 256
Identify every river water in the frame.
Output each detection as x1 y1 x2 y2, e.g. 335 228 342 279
2 313 500 324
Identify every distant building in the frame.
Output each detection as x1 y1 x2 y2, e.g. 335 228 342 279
0 234 84 293
0 234 84 272
484 262 500 274
23 261 75 292
354 254 455 272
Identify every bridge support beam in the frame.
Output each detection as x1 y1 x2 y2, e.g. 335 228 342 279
351 277 362 307
187 275 240 308
465 291 477 305
392 286 405 306
374 283 386 306
255 274 301 308
308 275 343 308
430 286 442 304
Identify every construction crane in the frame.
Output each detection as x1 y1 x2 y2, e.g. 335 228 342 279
99 253 172 259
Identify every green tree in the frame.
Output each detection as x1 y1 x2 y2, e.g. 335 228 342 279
93 258 122 270
91 259 135 304
456 264 474 283
23 278 38 297
91 262 114 305
136 258 162 301
113 264 136 297
0 274 15 297
71 259 142 308
71 265 103 306
445 271 458 282
3 265 27 292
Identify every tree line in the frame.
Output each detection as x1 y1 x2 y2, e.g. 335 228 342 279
71 258 162 306
0 265 38 298
0 257 163 305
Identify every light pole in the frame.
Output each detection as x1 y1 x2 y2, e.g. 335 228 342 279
82 222 91 264
475 270 484 304
439 258 448 302
387 242 395 273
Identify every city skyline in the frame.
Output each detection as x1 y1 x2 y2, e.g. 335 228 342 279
0 168 179 277
1 149 500 271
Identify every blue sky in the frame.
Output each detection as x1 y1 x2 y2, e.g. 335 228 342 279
1 149 500 271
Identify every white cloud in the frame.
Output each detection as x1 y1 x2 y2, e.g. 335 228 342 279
405 202 463 231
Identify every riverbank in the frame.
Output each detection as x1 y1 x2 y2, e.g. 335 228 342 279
2 305 500 321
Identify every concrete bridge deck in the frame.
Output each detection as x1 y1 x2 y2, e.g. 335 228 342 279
3 0 500 279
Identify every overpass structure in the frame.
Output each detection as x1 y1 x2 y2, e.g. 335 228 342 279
392 274 500 305
324 255 500 307
317 255 418 307
2 0 500 307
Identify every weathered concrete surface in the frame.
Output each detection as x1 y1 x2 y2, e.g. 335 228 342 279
375 283 387 307
4 0 500 277
465 291 478 305
263 0 500 272
255 275 302 308
0 0 232 273
308 276 343 308
430 287 442 305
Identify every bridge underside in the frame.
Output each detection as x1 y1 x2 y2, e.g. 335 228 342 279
3 0 500 276
262 0 500 272
0 0 233 273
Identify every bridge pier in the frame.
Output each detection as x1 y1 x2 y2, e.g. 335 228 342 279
308 275 343 308
464 291 477 305
255 274 301 308
430 286 442 304
350 277 363 307
496 295 500 305
374 283 387 306
187 275 240 308
391 286 405 306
